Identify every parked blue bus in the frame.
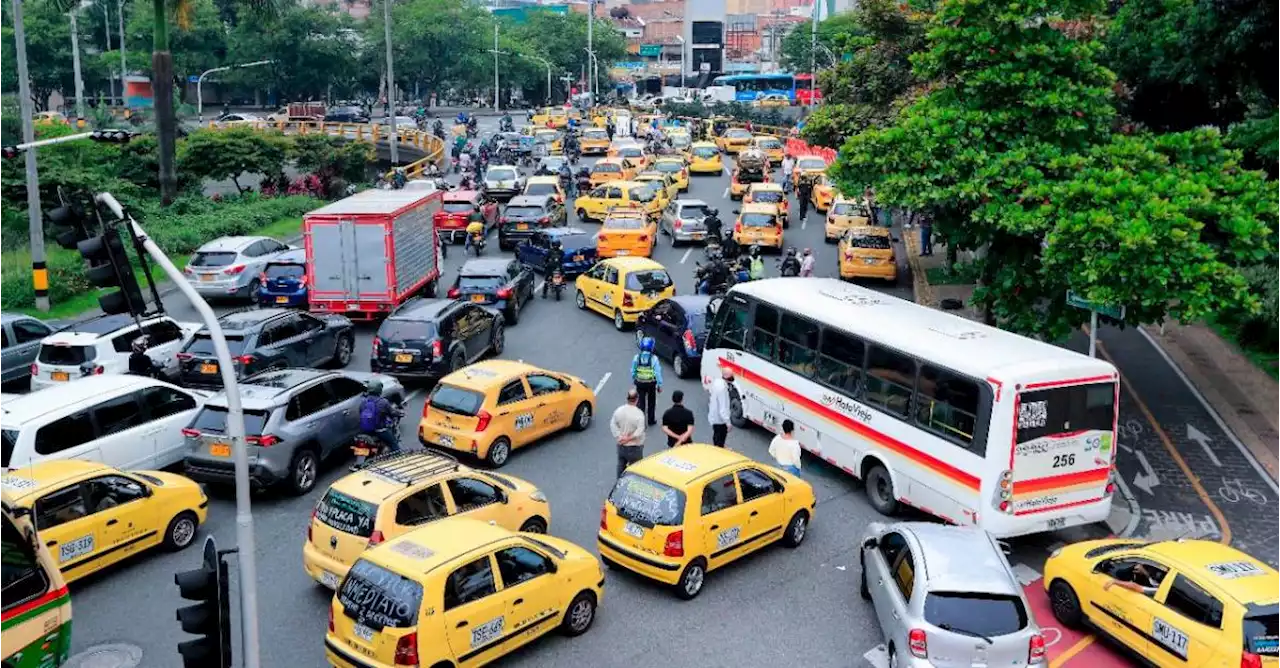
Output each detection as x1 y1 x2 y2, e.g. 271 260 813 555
711 73 797 103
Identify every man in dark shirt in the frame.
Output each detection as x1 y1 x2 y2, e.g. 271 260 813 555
661 390 695 448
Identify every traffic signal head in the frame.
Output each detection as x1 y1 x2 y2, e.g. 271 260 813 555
47 203 90 250
175 547 231 668
1 146 18 159
90 129 136 143
77 226 146 316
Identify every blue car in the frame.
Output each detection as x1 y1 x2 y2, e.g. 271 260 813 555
255 249 308 307
516 227 598 276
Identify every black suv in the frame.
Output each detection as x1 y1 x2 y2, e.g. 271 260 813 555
177 308 355 387
370 298 505 380
446 258 535 325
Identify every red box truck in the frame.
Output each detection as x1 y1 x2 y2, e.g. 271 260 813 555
304 189 443 321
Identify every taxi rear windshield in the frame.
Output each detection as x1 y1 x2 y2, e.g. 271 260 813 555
316 489 377 538
654 162 682 173
833 203 869 217
1244 610 1279 656
629 188 656 203
606 217 645 230
924 592 1028 637
524 184 558 197
752 191 783 203
626 270 672 292
429 384 485 417
693 147 718 158
594 164 621 173
338 559 423 630
846 234 892 250
610 473 685 527
742 213 776 227
487 169 517 181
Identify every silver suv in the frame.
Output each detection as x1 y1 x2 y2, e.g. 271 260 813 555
182 368 403 495
860 521 1045 668
184 236 295 300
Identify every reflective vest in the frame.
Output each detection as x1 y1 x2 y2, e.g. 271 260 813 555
634 353 657 382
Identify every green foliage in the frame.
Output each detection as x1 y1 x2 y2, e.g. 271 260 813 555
290 134 374 197
120 0 228 81
659 101 790 128
177 126 290 193
1 0 108 108
226 5 362 102
1226 112 1279 176
364 0 493 98
502 12 628 102
779 11 864 73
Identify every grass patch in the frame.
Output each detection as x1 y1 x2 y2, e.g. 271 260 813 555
925 261 980 286
1209 319 1279 380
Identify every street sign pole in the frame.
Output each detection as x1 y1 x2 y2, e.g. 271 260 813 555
1066 290 1126 358
1088 309 1099 357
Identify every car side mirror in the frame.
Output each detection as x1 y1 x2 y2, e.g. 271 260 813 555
732 209 740 215
497 489 509 504
862 537 878 550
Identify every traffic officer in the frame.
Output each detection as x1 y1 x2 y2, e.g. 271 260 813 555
796 175 815 220
631 337 664 426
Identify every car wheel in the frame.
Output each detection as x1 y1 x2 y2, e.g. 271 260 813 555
422 280 437 298
781 510 809 548
572 401 593 431
243 277 261 301
673 353 690 379
506 298 520 325
163 511 199 551
575 290 587 310
490 323 505 355
519 517 547 534
577 208 588 222
287 448 319 496
728 388 749 429
485 437 511 468
1049 580 1085 629
451 350 465 373
859 553 871 600
331 334 354 368
560 591 597 637
674 559 707 600
864 464 899 515
613 310 626 331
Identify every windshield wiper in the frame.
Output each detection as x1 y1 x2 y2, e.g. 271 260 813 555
938 624 994 645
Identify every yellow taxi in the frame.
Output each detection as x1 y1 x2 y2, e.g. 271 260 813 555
597 208 657 259
635 171 679 205
744 182 789 225
536 106 570 128
668 133 693 157
811 175 837 213
1 460 208 583
1043 538 1280 668
751 135 786 165
575 257 675 331
418 360 596 468
574 180 659 223
837 226 897 283
598 444 816 599
325 519 603 668
651 157 690 191
534 128 563 154
523 175 567 206
530 107 553 126
824 195 872 242
791 155 829 185
753 93 791 108
580 127 611 155
733 203 785 250
302 451 552 588
716 127 754 154
588 158 637 188
610 144 651 171
688 142 724 175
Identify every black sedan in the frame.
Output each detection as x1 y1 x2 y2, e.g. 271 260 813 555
634 296 713 378
325 106 370 123
446 258 535 325
370 298 505 380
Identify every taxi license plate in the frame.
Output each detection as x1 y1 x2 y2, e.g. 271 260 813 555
200 363 218 374
615 250 630 256
471 295 486 303
353 624 374 642
572 255 584 262
275 296 289 304
50 371 69 382
200 274 214 282
353 446 371 457
394 353 413 363
624 522 645 538
1046 517 1067 530
320 571 340 589
517 224 529 230
210 443 231 457
437 434 454 448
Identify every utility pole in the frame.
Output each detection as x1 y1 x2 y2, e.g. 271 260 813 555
197 61 272 124
493 24 500 111
586 0 594 103
103 3 113 102
11 0 49 311
69 7 86 121
381 0 398 164
809 0 818 110
117 0 125 106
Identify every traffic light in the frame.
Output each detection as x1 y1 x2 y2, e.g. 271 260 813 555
89 129 137 143
175 537 231 668
46 202 91 250
77 225 146 316
1 146 18 160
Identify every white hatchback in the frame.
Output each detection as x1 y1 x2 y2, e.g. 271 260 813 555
30 314 199 391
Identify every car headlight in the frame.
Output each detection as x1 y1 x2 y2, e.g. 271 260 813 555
529 490 548 503
1049 547 1063 559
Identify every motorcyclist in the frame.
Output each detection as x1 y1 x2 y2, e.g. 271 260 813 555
542 239 566 297
391 168 407 190
456 112 468 125
558 164 575 197
779 247 801 277
458 151 474 175
575 166 592 194
433 119 446 139
425 162 441 178
500 113 513 132
356 380 402 463
704 208 723 242
127 336 157 377
749 244 766 280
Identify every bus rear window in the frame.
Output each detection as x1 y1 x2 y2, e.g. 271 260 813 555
609 474 685 527
1016 382 1116 443
316 490 377 538
338 559 423 629
1245 611 1278 656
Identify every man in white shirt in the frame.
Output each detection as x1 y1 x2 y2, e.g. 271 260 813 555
780 154 796 192
768 419 802 476
610 388 647 477
707 368 733 447
799 248 816 277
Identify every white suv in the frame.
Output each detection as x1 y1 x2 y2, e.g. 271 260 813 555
184 236 295 300
2 374 210 471
30 314 199 391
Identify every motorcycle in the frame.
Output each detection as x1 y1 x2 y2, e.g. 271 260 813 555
469 232 486 256
350 411 403 467
545 267 566 300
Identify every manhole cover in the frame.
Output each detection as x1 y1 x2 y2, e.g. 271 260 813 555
63 643 143 668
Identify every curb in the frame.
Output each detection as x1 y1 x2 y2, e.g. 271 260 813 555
904 232 937 308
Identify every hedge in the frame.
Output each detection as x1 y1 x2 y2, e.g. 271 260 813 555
1 194 322 311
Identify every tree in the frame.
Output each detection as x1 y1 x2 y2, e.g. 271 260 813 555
119 0 227 84
505 11 626 102
2 0 108 108
778 10 863 74
832 0 1275 339
363 0 492 101
226 5 360 103
290 133 373 197
177 126 289 194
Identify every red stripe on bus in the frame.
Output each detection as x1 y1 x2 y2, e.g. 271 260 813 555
718 357 981 491
1024 375 1115 390
0 585 69 623
1013 495 1107 516
1015 467 1111 494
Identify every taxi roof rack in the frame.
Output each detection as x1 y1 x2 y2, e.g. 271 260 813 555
358 450 461 485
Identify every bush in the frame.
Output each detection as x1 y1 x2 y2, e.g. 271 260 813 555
1221 263 1280 350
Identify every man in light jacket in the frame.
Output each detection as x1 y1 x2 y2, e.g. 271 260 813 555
707 368 734 447
611 388 647 477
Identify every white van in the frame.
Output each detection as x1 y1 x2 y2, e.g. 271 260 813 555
2 375 210 472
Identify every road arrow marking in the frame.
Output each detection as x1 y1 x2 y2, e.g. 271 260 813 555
1187 424 1222 466
680 248 692 264
1133 450 1161 495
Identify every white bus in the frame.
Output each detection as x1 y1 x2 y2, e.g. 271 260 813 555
700 278 1120 538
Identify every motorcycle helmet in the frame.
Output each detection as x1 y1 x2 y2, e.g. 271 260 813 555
364 379 383 395
639 336 655 352
786 247 798 257
751 243 763 257
551 239 562 250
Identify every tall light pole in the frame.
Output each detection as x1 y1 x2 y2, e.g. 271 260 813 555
197 60 272 123
676 36 686 94
117 0 125 106
103 3 113 102
11 0 49 311
585 0 594 104
68 6 86 120
584 49 600 103
381 0 398 164
808 0 818 110
492 24 501 110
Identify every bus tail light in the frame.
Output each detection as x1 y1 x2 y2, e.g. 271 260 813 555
1028 633 1046 663
663 530 684 557
908 629 928 658
994 470 1014 514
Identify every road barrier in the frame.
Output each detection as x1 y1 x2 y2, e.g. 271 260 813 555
206 119 447 181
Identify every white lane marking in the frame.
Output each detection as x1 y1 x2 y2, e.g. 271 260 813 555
1012 563 1042 587
594 372 612 395
680 248 692 264
535 281 545 295
1137 326 1279 489
863 644 889 668
723 187 730 199
1186 424 1222 466
404 388 425 404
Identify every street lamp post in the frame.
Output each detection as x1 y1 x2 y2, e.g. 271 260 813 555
517 53 553 105
382 0 399 164
584 49 600 103
586 0 594 103
808 0 818 110
68 7 86 121
10 0 49 311
493 24 501 111
117 0 125 107
675 36 686 95
196 60 272 124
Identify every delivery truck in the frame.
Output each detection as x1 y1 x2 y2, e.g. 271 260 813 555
304 189 443 321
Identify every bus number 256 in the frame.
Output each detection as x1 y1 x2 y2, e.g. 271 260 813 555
1052 454 1076 468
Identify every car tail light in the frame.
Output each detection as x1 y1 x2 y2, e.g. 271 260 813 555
224 264 246 276
500 216 509 224
372 336 382 355
496 287 513 299
431 340 443 360
29 363 37 376
447 286 460 298
248 434 280 447
368 530 385 546
908 629 927 658
600 506 608 530
663 530 684 557
1028 633 1046 663
638 235 648 243
86 365 105 376
475 410 493 432
622 293 634 308
1243 652 1263 668
394 633 419 666
683 330 698 354
844 250 855 260
327 606 334 633
236 355 254 366
181 428 201 438
673 218 683 230
177 352 192 361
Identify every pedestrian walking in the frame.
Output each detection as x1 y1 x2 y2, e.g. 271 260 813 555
631 337 664 425
864 186 880 227
661 390 695 448
610 389 647 478
799 248 816 277
920 215 934 256
796 177 814 220
707 369 734 447
780 154 795 192
768 419 803 476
